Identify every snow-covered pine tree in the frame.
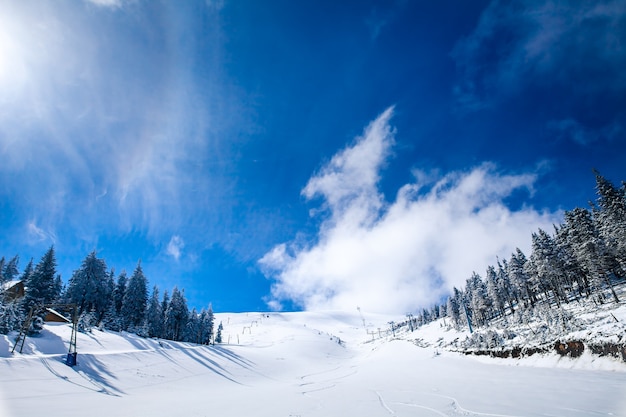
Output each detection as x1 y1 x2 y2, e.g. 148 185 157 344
21 259 33 281
23 246 58 312
486 265 505 318
164 287 188 341
553 223 589 300
199 305 215 345
508 248 535 308
0 300 23 334
430 305 440 321
66 251 111 323
496 259 514 314
446 288 462 329
53 275 64 303
3 255 20 283
121 262 148 332
466 272 491 327
593 171 626 273
0 257 5 284
160 289 170 330
215 321 223 344
113 271 128 317
528 229 566 307
564 207 620 303
184 308 201 343
438 303 446 319
144 285 163 338
102 301 122 331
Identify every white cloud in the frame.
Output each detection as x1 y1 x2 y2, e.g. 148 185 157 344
302 106 394 227
166 235 185 261
260 109 559 314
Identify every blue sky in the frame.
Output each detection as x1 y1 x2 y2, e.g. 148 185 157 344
0 0 624 313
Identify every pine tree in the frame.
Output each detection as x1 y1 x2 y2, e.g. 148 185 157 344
486 265 505 318
0 300 24 334
113 271 128 316
184 308 201 343
593 171 626 272
496 259 514 312
554 223 589 299
564 207 619 303
508 249 534 308
528 229 566 307
164 287 188 341
0 257 5 284
160 289 170 329
144 286 163 338
23 246 58 311
215 321 223 344
438 303 446 319
3 255 20 283
446 288 462 329
53 275 64 303
121 262 148 332
199 305 215 345
102 301 122 331
466 272 491 327
66 251 111 322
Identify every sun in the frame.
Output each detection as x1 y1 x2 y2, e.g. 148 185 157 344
0 16 27 91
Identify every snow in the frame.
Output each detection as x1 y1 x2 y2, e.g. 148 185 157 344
0 281 21 291
1 310 625 417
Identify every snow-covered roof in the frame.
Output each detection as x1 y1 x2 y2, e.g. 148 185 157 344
1 280 22 290
44 308 71 323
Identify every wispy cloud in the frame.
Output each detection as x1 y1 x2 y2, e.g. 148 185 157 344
364 0 407 40
548 118 624 145
452 0 626 111
0 2 238 247
260 108 558 314
27 221 56 245
84 0 124 8
205 0 225 12
166 235 185 261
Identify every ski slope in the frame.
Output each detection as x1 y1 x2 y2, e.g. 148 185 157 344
1 311 625 417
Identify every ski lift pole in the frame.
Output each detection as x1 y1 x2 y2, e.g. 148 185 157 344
66 304 78 366
357 306 367 334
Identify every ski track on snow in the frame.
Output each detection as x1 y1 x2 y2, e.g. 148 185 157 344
1 311 625 417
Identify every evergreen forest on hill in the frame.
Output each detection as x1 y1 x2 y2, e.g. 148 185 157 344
0 250 216 345
408 172 626 338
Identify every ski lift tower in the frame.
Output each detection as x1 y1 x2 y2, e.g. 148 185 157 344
357 306 367 334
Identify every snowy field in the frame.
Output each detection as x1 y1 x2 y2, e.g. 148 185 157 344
1 311 625 417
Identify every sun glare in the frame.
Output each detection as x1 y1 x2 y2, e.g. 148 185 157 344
0 20 25 90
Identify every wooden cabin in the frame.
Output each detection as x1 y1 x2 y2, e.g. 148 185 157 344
44 308 71 323
1 280 24 301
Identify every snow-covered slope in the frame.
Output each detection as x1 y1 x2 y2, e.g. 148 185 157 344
1 310 625 417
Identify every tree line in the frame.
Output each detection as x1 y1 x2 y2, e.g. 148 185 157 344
413 172 626 330
0 251 216 345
